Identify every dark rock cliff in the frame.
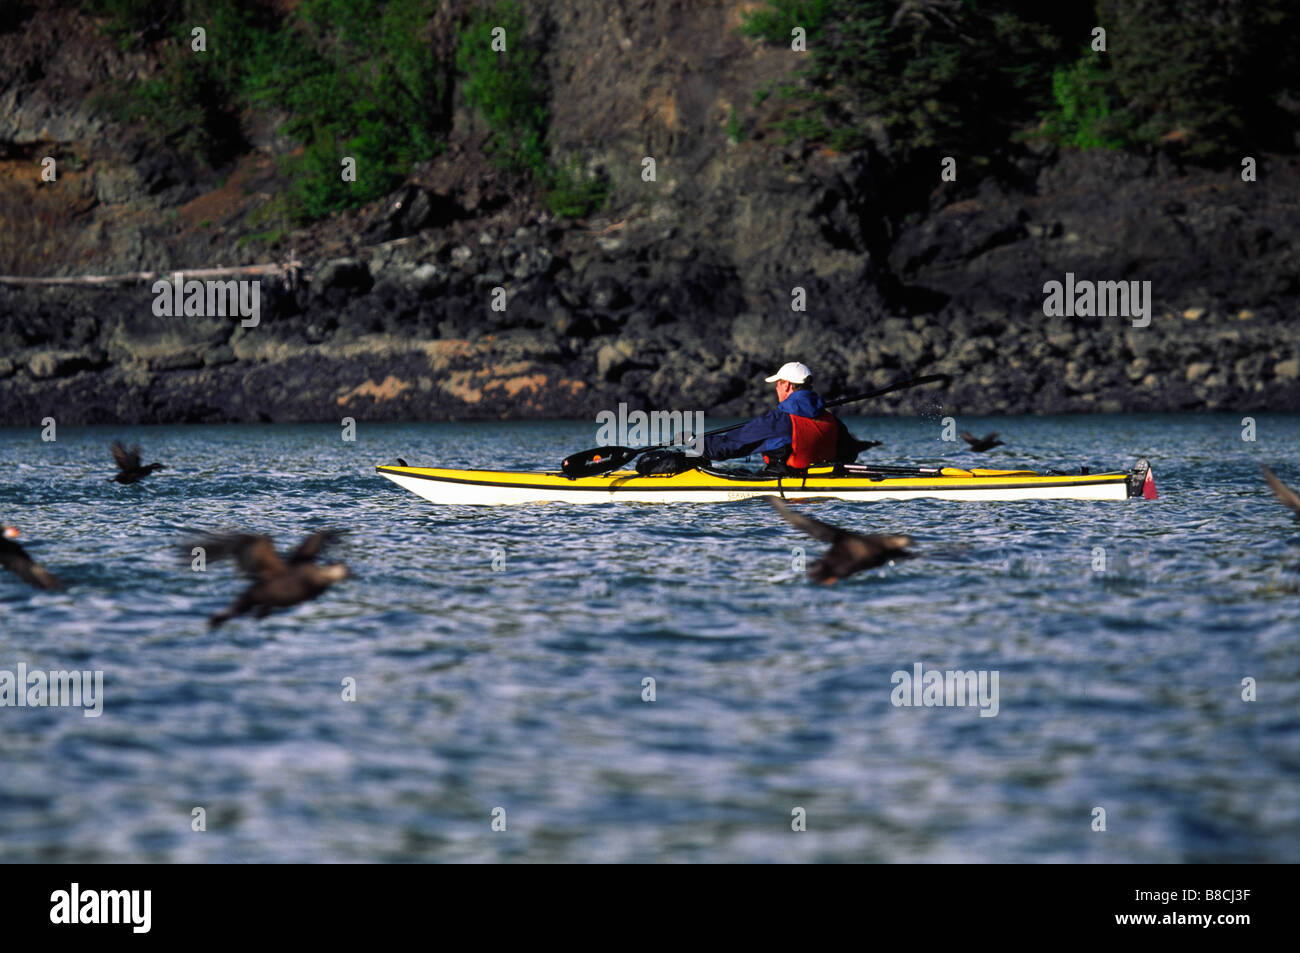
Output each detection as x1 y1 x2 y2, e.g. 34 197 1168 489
1 1 1296 425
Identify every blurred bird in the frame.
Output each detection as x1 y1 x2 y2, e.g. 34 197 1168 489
1262 466 1300 521
186 529 349 627
960 431 1004 452
768 497 916 584
846 437 883 456
110 441 165 484
1 525 63 590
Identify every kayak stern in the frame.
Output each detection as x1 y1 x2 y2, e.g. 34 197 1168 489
1126 458 1158 499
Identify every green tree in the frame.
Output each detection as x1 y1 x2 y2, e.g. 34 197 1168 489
1096 0 1300 160
742 0 1091 159
90 0 451 221
455 0 550 176
1036 51 1123 150
455 0 608 218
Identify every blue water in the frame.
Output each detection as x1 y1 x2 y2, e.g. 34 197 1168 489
1 414 1298 862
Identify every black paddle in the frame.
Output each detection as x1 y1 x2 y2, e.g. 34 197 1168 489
560 373 951 478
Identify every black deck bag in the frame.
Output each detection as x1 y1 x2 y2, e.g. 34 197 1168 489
636 449 703 475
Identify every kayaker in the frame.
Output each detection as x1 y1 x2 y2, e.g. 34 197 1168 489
702 362 862 472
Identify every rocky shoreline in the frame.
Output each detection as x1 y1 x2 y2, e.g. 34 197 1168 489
2 2 1297 426
3 148 1298 426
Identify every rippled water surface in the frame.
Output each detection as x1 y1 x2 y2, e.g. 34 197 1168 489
2 414 1298 862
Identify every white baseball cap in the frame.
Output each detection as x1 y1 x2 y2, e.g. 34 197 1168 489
764 361 813 384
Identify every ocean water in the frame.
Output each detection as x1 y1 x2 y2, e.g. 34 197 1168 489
1 414 1298 863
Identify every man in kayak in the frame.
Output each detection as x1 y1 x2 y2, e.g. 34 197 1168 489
636 361 877 475
700 362 858 472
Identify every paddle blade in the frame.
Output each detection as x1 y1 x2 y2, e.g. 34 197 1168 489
560 446 640 478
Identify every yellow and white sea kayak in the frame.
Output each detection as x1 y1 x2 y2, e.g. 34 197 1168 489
375 459 1157 506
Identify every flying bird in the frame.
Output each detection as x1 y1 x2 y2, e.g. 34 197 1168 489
110 441 165 484
845 437 883 456
960 431 1004 452
1262 466 1300 520
187 529 349 627
1 525 63 590
768 497 916 584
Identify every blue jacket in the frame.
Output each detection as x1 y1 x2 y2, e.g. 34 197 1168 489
705 390 833 461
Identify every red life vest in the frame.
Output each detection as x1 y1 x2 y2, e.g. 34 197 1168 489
762 411 839 470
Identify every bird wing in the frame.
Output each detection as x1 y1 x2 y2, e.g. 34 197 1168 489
0 544 62 590
984 432 1000 441
110 441 140 471
866 533 915 553
841 533 915 565
959 431 977 445
191 534 286 580
1263 466 1300 517
20 561 63 590
288 529 346 564
768 497 842 543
